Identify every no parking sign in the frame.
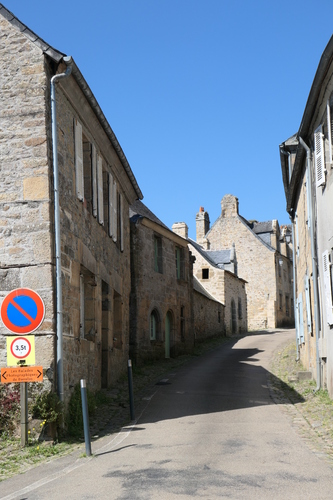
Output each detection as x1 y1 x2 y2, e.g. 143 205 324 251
1 288 45 335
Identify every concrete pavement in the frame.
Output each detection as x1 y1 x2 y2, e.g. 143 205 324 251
1 329 333 499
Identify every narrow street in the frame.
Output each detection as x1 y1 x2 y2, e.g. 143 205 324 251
2 329 333 499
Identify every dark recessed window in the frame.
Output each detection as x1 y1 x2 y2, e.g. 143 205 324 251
202 268 209 279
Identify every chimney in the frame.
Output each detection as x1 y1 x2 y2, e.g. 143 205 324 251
196 207 210 243
221 194 239 218
172 222 188 239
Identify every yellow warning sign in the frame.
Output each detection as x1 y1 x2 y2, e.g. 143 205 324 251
6 336 36 367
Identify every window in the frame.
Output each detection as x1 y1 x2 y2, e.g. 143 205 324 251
314 125 326 187
238 298 242 320
97 154 104 225
231 299 237 334
202 268 209 280
113 290 123 349
286 295 290 317
180 306 185 341
101 281 110 389
322 250 333 325
83 134 92 212
154 236 163 273
80 266 97 341
279 292 283 311
118 192 124 252
175 247 184 279
150 309 159 340
74 119 84 201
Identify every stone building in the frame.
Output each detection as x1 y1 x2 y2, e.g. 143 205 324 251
0 5 142 400
193 197 294 331
188 238 247 335
129 201 195 363
192 277 225 341
280 34 333 396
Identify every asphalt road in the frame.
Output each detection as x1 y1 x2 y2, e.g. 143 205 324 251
2 329 333 499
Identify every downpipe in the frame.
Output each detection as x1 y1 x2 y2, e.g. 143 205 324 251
51 56 73 403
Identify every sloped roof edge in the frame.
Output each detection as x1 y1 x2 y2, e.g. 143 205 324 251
286 35 333 214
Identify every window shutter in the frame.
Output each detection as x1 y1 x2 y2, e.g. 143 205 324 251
74 119 84 201
108 173 114 237
97 155 104 225
112 181 117 242
92 144 97 217
327 100 332 165
322 250 333 325
314 125 325 187
119 193 124 252
304 275 312 333
298 293 304 344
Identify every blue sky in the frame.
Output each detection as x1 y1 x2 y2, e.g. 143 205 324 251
3 1 333 238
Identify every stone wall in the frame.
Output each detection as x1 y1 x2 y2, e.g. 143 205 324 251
0 17 138 400
130 219 194 364
54 69 136 395
0 17 55 389
193 288 225 341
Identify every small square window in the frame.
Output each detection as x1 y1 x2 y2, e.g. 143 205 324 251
202 268 209 280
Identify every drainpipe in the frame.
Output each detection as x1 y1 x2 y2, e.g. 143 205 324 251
298 137 321 390
51 56 73 403
289 214 299 360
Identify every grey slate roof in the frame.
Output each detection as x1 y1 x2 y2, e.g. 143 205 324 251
0 3 143 201
251 221 273 234
188 238 231 269
130 200 170 231
193 277 220 302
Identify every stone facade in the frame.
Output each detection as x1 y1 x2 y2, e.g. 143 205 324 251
280 34 333 396
0 7 141 401
129 202 194 364
193 196 294 331
188 241 247 335
192 278 225 341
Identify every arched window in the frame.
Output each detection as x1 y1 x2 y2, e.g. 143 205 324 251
238 298 242 320
150 309 159 340
231 299 237 334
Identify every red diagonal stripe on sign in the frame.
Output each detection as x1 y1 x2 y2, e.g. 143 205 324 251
9 299 34 324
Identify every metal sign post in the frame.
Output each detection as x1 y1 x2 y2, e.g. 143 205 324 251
20 382 28 447
1 288 46 447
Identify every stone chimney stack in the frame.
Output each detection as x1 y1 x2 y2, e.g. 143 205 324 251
196 207 210 243
172 222 188 239
221 194 239 218
271 219 279 250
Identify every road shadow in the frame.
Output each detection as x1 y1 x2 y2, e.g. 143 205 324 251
134 332 304 425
